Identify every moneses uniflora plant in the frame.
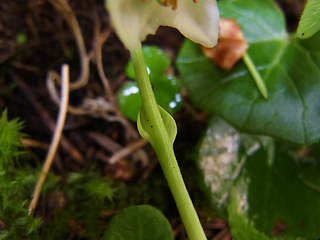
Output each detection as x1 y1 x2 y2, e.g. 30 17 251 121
107 0 219 239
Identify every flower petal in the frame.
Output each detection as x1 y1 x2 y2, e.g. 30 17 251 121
107 0 219 49
168 0 220 48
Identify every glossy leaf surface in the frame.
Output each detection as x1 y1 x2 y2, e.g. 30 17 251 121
118 82 142 121
176 0 320 144
103 205 173 240
119 45 182 122
297 0 320 39
197 117 320 239
227 188 274 240
153 74 183 115
118 75 182 122
126 46 171 81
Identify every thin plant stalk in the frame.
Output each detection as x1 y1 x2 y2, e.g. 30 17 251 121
243 52 268 99
28 64 70 214
130 46 207 240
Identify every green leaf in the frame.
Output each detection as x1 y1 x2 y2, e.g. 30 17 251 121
228 187 274 240
118 82 142 121
119 75 182 122
176 0 320 144
126 46 171 81
153 74 183 115
103 205 174 240
196 117 242 216
120 45 182 122
137 105 177 145
218 0 286 42
297 0 320 39
240 141 320 239
197 117 320 239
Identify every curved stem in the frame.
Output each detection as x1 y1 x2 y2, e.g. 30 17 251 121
28 64 70 215
49 0 89 90
130 46 206 240
243 52 268 99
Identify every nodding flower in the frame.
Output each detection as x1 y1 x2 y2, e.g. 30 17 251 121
106 0 219 50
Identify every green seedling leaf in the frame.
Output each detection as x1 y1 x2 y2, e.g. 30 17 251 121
103 205 174 240
126 45 171 81
118 75 182 122
176 0 320 144
297 0 320 39
197 117 320 239
137 105 177 145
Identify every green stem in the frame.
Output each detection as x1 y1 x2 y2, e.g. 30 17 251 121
130 46 207 240
243 52 268 99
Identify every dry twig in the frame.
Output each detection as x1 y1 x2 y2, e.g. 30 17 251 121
46 0 147 164
20 138 50 150
48 0 90 90
91 9 115 103
13 74 84 164
109 139 148 164
28 64 70 214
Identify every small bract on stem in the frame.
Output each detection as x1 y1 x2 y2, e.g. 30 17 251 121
107 0 219 239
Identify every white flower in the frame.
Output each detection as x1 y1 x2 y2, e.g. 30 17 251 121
107 0 219 50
